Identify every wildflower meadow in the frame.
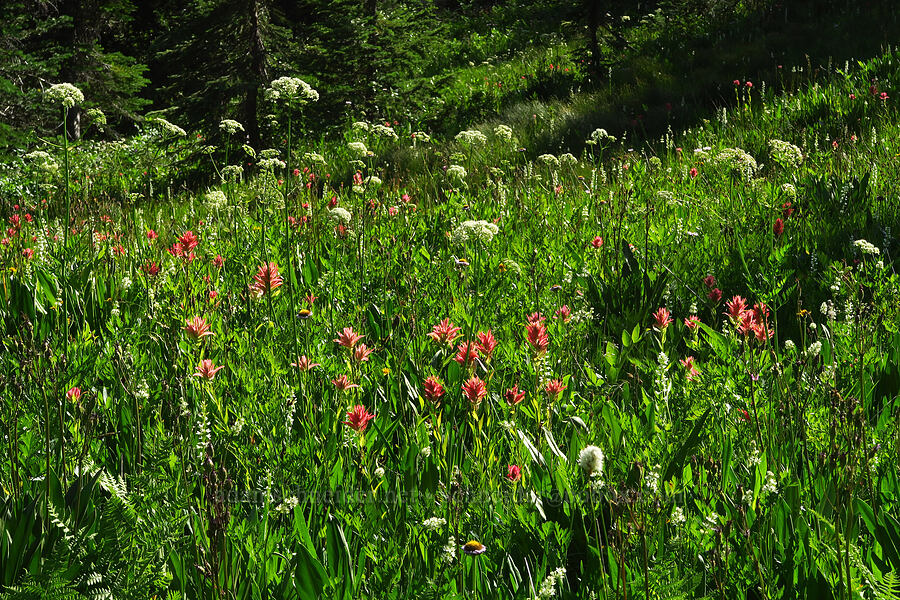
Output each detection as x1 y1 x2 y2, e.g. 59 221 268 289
2 1 900 598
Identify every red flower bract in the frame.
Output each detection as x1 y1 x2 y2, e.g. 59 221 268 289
423 376 445 405
427 318 462 345
475 330 497 360
249 262 283 298
462 376 487 408
183 316 214 340
504 385 525 406
544 379 567 400
453 341 479 366
651 307 673 330
193 359 225 380
334 326 364 349
725 295 748 323
506 465 521 482
353 343 375 363
343 405 374 432
525 320 549 356
332 375 360 392
291 355 320 372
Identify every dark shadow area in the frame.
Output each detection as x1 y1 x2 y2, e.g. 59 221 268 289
481 0 900 156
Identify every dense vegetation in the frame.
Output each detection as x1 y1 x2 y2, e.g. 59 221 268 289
3 0 900 598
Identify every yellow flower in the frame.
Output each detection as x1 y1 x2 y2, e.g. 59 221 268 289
382 367 391 376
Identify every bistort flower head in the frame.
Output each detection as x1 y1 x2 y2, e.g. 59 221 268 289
578 445 605 476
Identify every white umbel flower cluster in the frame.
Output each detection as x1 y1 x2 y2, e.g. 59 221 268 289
537 154 560 168
714 147 758 178
455 129 487 146
853 239 880 256
768 139 804 170
422 516 446 531
586 128 616 145
25 151 58 174
45 83 84 108
205 190 227 209
302 152 326 166
446 164 467 182
450 220 499 245
348 141 368 158
493 124 513 141
266 76 319 104
150 117 186 137
219 119 244 134
329 207 352 224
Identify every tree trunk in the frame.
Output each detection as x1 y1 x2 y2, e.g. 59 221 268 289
65 0 102 139
244 0 269 148
584 0 603 76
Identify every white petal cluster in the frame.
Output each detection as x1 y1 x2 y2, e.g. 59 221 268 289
853 238 880 255
219 119 245 134
329 207 352 224
25 151 58 174
768 139 804 170
537 153 560 168
493 124 513 141
150 117 186 137
455 129 487 146
578 445 604 476
446 164 467 182
713 147 758 178
348 141 368 158
450 220 499 245
45 83 84 109
266 76 319 104
537 567 567 598
422 516 446 531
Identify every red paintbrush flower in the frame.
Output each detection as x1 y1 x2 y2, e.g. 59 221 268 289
249 262 283 298
183 316 214 340
427 318 462 345
343 405 374 432
651 307 673 330
332 374 360 392
193 359 225 380
462 376 487 408
334 326 364 349
475 330 497 360
544 379 567 401
453 341 479 366
423 375 445 405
